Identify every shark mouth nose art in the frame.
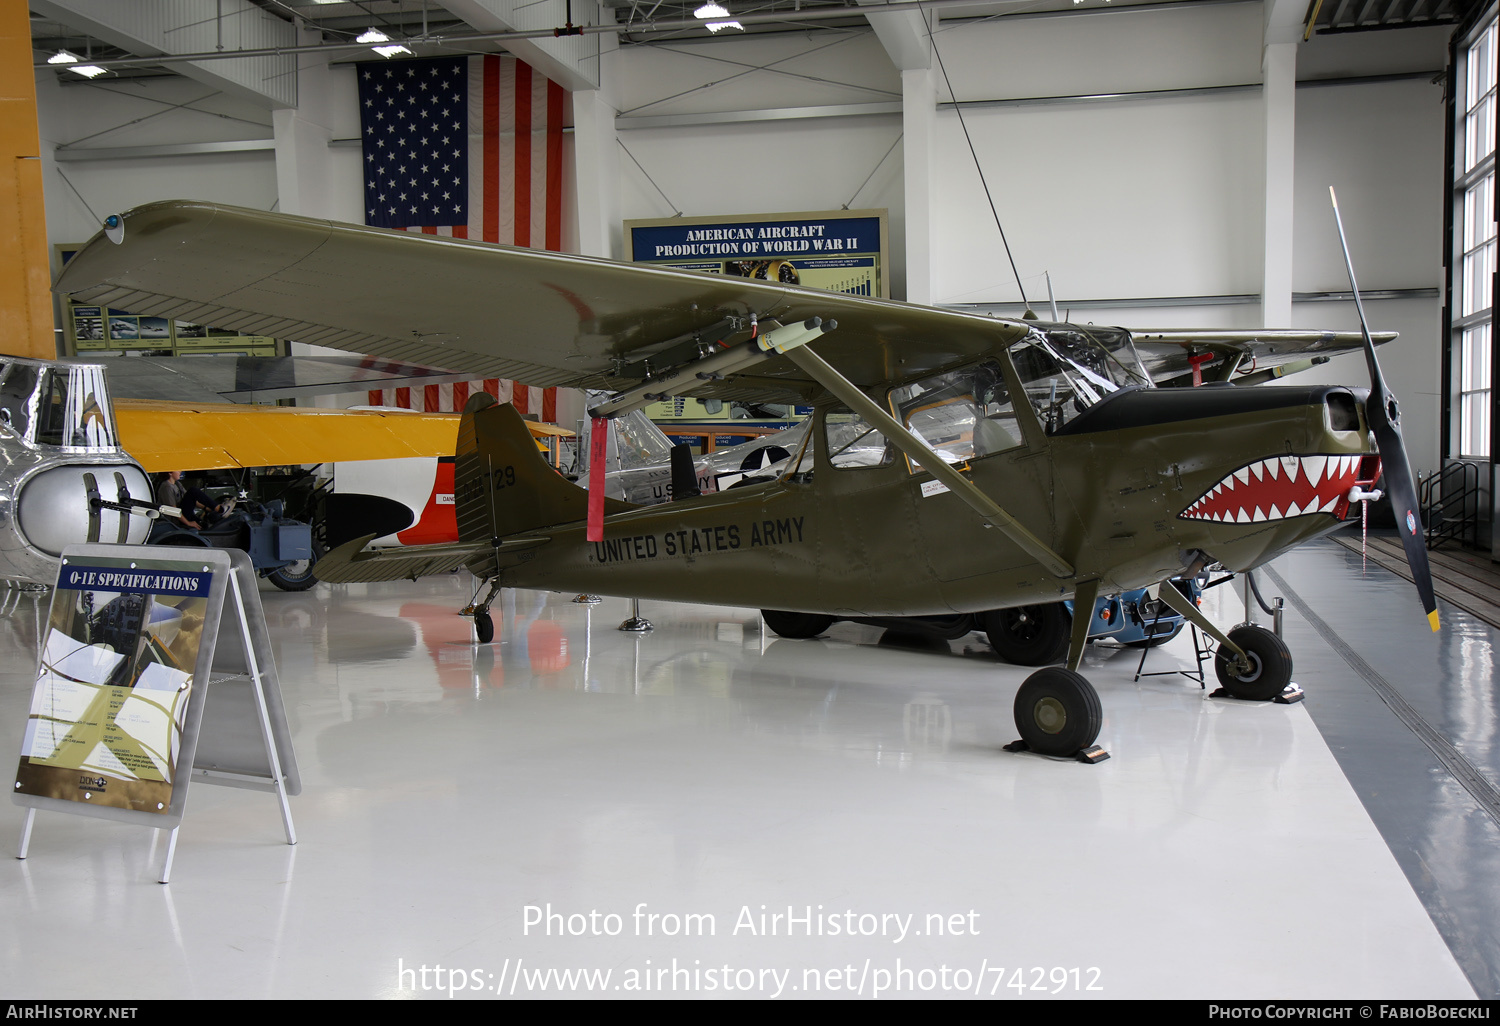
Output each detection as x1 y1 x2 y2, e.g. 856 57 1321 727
1179 454 1374 524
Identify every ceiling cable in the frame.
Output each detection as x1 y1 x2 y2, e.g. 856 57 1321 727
928 12 1029 310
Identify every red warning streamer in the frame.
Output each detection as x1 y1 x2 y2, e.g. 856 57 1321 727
587 418 608 542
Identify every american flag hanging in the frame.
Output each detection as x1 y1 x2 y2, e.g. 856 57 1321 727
358 54 564 420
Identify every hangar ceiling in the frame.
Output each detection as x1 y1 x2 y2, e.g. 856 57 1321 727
29 0 1480 107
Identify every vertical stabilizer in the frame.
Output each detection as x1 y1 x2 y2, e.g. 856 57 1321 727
454 394 632 540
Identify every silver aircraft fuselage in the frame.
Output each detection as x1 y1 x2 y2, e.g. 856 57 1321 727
0 357 152 586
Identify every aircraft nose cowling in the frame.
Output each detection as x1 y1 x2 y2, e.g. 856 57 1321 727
1052 383 1365 435
16 464 153 556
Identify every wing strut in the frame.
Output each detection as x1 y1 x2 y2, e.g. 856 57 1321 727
781 345 1075 580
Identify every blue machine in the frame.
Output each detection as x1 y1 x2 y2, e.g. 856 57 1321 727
762 575 1207 665
1068 576 1205 649
147 497 318 591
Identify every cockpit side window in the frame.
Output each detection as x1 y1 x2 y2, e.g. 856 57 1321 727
64 365 117 449
823 406 893 470
0 363 41 445
33 372 69 447
889 360 1021 468
0 362 118 450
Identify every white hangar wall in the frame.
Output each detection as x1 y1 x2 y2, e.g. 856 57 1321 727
605 29 906 288
28 8 1450 469
34 70 277 253
925 2 1269 310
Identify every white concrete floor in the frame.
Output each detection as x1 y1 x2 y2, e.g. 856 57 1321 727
0 567 1475 1000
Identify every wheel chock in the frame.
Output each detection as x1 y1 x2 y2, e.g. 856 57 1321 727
1002 740 1111 764
1210 682 1304 703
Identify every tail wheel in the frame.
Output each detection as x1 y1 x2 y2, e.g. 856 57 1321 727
983 603 1071 665
474 611 495 644
761 609 835 639
1013 667 1102 756
1213 625 1292 700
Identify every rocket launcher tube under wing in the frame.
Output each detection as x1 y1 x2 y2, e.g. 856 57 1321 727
588 318 831 420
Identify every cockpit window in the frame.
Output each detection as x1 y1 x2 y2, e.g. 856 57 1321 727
0 361 117 450
0 363 41 443
1011 325 1151 434
890 360 1021 467
34 372 69 447
64 365 118 450
823 407 892 469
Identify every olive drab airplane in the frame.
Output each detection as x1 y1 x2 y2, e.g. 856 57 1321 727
54 199 1439 760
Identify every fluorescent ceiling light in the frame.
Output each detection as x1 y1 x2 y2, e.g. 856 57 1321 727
48 50 107 77
357 28 413 58
692 3 743 31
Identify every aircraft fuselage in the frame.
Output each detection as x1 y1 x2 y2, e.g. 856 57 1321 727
491 383 1373 616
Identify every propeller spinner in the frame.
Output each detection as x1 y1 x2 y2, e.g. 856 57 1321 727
1329 187 1441 632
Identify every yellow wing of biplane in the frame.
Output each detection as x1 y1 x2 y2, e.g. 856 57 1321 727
112 398 568 473
57 201 1389 402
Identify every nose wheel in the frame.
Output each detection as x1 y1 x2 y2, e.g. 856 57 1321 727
1212 624 1292 700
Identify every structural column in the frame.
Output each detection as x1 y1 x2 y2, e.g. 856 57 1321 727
1261 39 1298 327
903 65 937 306
572 86 619 260
272 28 335 220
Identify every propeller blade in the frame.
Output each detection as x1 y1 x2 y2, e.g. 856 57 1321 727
1330 187 1440 631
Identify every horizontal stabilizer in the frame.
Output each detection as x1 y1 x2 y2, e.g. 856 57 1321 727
314 533 549 584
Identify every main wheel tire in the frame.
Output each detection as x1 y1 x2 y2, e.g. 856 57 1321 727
267 545 321 592
1013 667 1102 756
1213 624 1292 700
474 611 495 644
983 603 1071 665
761 609 836 639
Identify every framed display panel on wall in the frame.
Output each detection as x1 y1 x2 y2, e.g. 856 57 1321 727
625 211 886 425
625 210 889 300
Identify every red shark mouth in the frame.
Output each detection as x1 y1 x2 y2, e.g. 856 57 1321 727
1179 454 1372 524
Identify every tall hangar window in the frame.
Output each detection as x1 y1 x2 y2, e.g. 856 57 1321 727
1454 11 1498 459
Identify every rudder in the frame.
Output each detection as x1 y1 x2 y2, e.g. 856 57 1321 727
454 394 630 541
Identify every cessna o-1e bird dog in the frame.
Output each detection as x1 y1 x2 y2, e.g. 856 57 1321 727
55 199 1439 760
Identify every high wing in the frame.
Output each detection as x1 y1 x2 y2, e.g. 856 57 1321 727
1128 328 1395 387
56 201 1032 401
57 201 1391 400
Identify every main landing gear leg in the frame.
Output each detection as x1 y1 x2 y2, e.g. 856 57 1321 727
462 578 503 644
1005 579 1108 763
1152 581 1296 701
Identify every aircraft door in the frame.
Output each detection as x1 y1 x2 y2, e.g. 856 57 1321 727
810 405 943 614
891 359 1056 586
